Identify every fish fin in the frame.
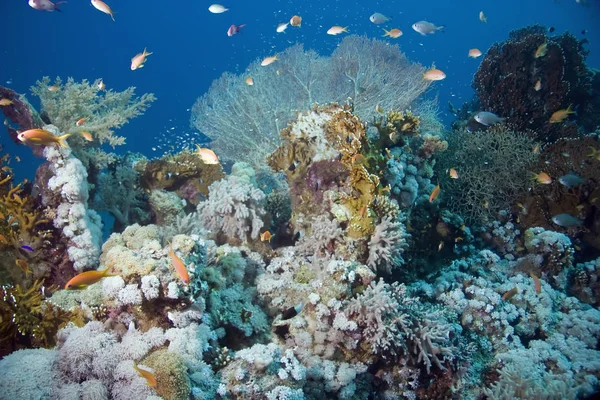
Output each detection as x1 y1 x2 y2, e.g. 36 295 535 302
110 13 115 22
138 64 144 68
58 133 72 148
100 267 116 277
437 25 445 32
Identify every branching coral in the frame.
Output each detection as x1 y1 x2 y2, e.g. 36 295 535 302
0 279 71 356
197 165 266 244
366 216 409 274
31 76 156 147
91 153 150 231
438 128 538 224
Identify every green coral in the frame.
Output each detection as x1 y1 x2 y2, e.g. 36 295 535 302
143 349 191 400
31 76 156 147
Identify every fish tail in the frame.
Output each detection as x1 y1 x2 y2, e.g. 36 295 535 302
437 25 445 32
343 26 349 32
567 104 577 115
57 133 73 148
101 267 116 277
383 29 389 37
144 48 153 57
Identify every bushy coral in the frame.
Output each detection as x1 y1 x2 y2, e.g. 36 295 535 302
438 128 538 223
197 165 266 243
366 216 409 273
473 25 597 140
31 76 156 147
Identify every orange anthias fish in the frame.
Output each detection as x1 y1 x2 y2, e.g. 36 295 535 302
91 0 115 21
168 243 190 285
17 129 73 148
531 172 552 184
79 131 93 142
530 272 541 294
261 55 278 66
429 184 441 203
327 26 348 35
131 48 152 70
424 68 446 81
468 48 482 58
290 15 302 27
16 259 31 275
535 42 548 58
65 268 115 290
245 77 254 86
76 118 86 126
502 287 518 301
0 98 14 106
534 79 542 91
134 364 157 387
195 145 219 164
549 104 576 123
448 168 459 179
260 231 273 242
383 28 403 39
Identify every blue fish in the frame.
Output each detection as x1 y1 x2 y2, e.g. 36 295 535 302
20 245 34 252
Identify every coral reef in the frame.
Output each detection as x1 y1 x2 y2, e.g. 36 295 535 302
473 25 597 140
191 36 430 167
31 76 156 147
438 128 538 224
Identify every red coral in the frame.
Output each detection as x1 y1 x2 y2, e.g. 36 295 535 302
473 25 595 141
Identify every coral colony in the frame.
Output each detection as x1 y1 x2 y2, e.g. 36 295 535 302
0 31 599 400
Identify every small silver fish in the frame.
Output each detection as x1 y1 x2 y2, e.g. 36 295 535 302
558 173 585 188
474 111 506 126
412 20 444 35
552 213 583 227
370 12 391 24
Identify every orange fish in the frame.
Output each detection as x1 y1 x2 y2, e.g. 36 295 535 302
383 28 403 39
17 129 73 148
534 80 542 91
535 42 548 58
530 272 541 294
502 287 518 301
531 172 552 184
65 268 115 290
195 145 219 164
133 364 157 387
260 231 273 242
91 0 115 21
448 168 458 179
359 203 368 218
423 68 446 81
47 85 61 92
0 98 14 106
245 77 254 86
468 48 482 58
79 131 93 142
290 15 302 27
429 184 440 202
261 55 278 66
16 259 31 275
131 48 152 70
549 104 576 123
168 243 190 285
76 118 86 126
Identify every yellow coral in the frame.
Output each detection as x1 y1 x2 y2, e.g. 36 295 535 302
0 280 70 355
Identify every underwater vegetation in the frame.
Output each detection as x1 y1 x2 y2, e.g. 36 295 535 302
0 17 599 400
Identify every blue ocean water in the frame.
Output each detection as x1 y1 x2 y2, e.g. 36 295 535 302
0 0 598 180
